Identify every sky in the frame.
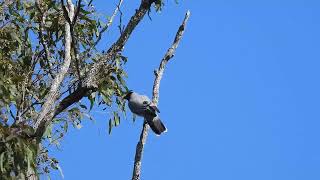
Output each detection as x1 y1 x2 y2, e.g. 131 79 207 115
49 0 320 179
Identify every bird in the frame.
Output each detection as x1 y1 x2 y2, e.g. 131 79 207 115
123 91 167 135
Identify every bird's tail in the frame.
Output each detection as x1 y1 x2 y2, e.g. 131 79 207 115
146 116 167 136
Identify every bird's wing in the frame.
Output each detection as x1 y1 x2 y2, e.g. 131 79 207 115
149 103 160 113
140 95 160 113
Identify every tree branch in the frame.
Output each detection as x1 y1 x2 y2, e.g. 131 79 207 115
35 0 55 79
131 10 190 180
84 0 154 87
97 0 124 47
33 0 155 138
33 0 75 134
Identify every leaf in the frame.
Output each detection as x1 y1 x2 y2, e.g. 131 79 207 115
101 94 111 106
80 8 91 15
29 11 35 20
89 92 96 111
114 112 120 126
83 113 95 123
5 134 15 141
10 32 22 45
132 114 137 123
74 122 82 129
56 164 64 179
43 123 52 140
120 55 128 63
50 163 58 170
63 121 68 133
26 148 32 173
108 119 113 134
95 27 99 37
0 152 4 172
80 104 87 109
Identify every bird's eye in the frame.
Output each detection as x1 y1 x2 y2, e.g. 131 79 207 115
143 101 149 105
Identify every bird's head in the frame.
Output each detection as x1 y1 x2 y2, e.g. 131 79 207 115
123 90 133 100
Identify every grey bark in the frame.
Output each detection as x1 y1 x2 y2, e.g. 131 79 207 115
33 0 75 138
131 10 191 180
28 1 75 179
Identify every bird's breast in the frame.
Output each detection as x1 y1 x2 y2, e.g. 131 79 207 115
128 101 145 117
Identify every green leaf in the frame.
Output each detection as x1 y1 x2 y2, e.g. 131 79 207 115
80 104 87 109
63 121 68 133
132 114 137 123
51 163 58 170
120 55 128 63
80 8 91 15
10 32 22 45
89 98 94 111
114 112 120 126
89 92 96 111
108 119 113 134
102 94 111 106
43 123 52 140
0 152 4 172
26 148 32 172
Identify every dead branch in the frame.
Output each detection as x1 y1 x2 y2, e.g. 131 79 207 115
131 10 191 180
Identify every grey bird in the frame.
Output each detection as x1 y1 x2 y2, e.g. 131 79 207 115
123 91 167 135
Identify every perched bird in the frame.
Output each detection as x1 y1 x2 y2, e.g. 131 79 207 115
123 91 167 135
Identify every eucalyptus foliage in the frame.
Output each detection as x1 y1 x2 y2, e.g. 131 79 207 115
0 0 165 178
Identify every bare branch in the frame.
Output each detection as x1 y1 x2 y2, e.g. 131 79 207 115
105 0 124 35
131 10 190 180
33 0 75 134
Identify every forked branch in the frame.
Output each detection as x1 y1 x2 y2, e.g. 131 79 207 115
131 10 190 180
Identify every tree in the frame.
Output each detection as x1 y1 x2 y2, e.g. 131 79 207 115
0 0 189 179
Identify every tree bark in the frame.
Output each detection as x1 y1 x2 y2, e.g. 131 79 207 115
131 10 190 180
33 0 75 134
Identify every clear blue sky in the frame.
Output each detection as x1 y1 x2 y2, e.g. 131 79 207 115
49 0 320 179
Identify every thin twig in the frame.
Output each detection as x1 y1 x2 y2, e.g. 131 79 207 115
118 4 124 35
85 0 152 87
131 10 190 180
82 0 124 56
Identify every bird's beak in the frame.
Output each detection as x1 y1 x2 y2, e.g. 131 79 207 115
122 90 132 100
